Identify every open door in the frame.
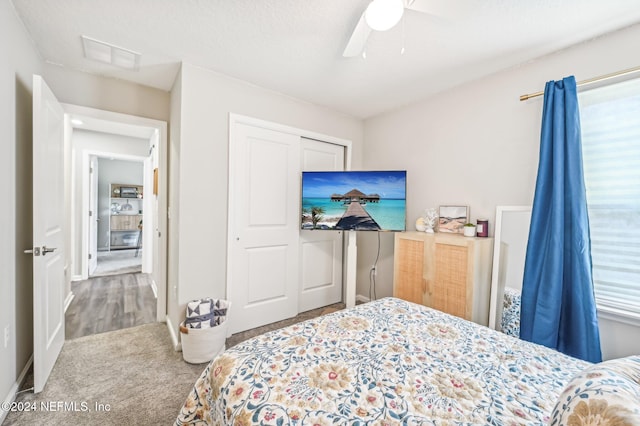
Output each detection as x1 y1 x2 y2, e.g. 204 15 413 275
31 75 66 393
88 155 98 275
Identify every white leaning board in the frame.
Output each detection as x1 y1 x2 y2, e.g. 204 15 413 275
488 206 532 330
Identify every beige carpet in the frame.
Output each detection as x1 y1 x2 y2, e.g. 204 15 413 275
4 324 206 426
225 302 345 347
5 302 347 425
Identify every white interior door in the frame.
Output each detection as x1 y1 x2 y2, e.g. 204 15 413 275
88 155 98 275
228 124 301 333
299 138 345 312
32 75 66 393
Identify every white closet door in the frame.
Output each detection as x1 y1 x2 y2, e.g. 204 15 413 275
228 124 301 333
299 138 345 312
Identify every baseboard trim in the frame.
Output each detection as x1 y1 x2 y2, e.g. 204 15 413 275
150 279 158 299
166 315 182 352
64 291 75 312
356 294 371 304
1 355 33 424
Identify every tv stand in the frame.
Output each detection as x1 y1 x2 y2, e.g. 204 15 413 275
345 230 357 308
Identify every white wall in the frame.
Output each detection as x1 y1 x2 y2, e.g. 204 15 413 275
42 64 170 123
167 67 182 340
362 23 640 360
168 63 364 341
0 1 42 415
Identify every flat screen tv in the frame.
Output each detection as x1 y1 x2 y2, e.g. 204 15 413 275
301 170 406 231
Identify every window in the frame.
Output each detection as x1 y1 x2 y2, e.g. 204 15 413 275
579 78 640 321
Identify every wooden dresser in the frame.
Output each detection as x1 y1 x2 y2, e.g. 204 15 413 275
393 232 493 326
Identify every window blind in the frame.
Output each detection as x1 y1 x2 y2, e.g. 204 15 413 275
579 78 640 318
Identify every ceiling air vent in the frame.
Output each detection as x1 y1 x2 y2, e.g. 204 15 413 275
81 35 140 70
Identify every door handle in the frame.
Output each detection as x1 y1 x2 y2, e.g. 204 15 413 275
24 247 41 256
42 246 57 255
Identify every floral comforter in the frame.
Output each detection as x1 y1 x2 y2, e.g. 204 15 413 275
176 297 589 425
501 287 522 338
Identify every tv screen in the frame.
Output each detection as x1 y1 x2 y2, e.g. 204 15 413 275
301 170 406 231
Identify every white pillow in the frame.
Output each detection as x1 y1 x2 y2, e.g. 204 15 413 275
548 355 640 425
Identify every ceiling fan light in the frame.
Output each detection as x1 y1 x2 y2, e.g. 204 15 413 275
365 0 404 31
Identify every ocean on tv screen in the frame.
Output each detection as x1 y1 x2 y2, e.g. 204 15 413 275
301 170 407 231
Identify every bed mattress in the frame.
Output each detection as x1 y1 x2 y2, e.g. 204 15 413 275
176 297 589 425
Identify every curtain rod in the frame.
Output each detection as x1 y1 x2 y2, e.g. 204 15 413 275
519 64 640 101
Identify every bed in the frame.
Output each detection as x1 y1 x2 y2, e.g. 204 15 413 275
176 297 640 425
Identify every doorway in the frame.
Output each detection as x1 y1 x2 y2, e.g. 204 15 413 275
64 103 168 326
30 76 168 392
65 120 161 340
92 157 145 277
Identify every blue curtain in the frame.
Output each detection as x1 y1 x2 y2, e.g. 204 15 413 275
520 76 602 363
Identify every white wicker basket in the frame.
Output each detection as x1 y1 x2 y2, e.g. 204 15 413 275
180 317 229 364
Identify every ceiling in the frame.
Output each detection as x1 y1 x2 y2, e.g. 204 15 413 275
11 0 640 119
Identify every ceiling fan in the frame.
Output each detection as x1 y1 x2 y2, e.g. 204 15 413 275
343 0 445 57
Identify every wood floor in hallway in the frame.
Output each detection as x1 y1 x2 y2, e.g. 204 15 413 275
65 272 156 340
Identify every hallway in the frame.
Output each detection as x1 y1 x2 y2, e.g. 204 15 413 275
65 271 156 340
91 248 142 277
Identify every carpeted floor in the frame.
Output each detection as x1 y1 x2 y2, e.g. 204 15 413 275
4 324 206 426
224 302 345 347
4 302 347 425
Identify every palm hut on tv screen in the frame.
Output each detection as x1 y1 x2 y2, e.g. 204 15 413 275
301 170 407 231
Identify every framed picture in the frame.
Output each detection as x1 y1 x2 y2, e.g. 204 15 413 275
120 186 138 198
438 205 469 233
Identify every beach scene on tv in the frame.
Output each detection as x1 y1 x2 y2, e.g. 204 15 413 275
301 170 406 231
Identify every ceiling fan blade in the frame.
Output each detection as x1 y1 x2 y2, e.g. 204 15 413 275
343 11 372 57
